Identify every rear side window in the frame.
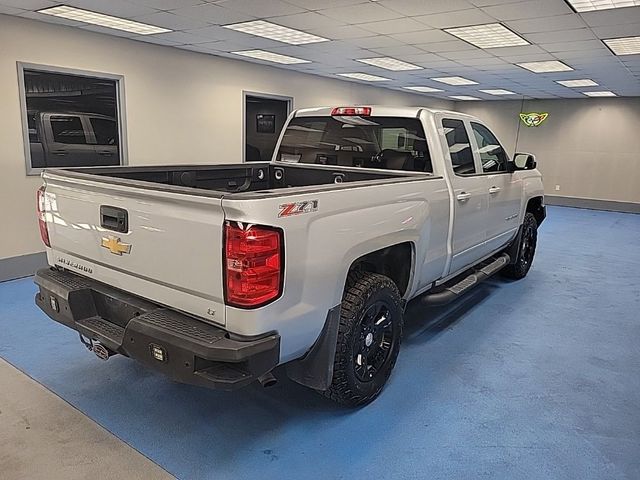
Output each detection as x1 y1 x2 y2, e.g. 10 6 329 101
471 122 508 173
279 116 432 173
50 115 86 144
90 117 119 146
442 118 475 175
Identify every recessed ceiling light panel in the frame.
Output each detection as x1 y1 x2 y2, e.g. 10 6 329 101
223 20 329 45
232 50 311 65
582 91 617 97
404 86 444 93
338 73 390 82
450 95 481 100
517 60 573 73
566 0 640 12
357 57 422 71
432 76 478 85
38 5 171 34
444 23 529 49
479 89 516 95
556 79 599 87
604 36 640 56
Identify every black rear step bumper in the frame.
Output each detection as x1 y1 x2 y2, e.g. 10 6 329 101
34 268 280 390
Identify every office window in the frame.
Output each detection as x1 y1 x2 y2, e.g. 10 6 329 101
20 65 124 172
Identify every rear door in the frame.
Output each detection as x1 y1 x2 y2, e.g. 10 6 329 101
88 116 120 165
439 116 490 275
469 121 522 252
42 171 226 326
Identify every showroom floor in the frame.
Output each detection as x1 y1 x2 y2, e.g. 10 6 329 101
1 206 638 480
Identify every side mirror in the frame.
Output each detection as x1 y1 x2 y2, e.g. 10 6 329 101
511 152 537 171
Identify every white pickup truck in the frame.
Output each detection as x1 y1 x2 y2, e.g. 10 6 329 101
35 106 545 406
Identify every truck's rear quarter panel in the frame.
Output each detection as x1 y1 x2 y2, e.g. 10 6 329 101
42 171 227 326
222 177 450 362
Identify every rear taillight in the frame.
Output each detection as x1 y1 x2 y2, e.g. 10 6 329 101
36 186 50 247
224 222 283 308
331 106 371 116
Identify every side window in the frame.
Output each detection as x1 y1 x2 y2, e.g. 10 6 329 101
442 118 476 175
50 115 86 144
90 117 119 146
27 112 40 143
471 122 508 173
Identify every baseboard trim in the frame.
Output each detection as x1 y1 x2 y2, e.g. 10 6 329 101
546 195 640 214
0 252 47 282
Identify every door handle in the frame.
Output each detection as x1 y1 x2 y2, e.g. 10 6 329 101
456 192 471 202
97 150 113 156
488 186 501 194
51 149 67 156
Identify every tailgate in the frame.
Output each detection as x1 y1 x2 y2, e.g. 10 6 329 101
42 170 226 326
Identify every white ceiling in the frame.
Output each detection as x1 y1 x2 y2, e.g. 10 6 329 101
1 0 639 100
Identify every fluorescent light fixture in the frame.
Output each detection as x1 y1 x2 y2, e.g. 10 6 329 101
582 91 617 97
337 73 390 82
404 86 444 93
232 50 311 64
444 23 529 49
450 95 481 100
517 60 573 73
37 5 170 35
432 76 478 86
479 89 516 95
565 0 640 12
556 79 599 87
223 20 328 45
357 57 422 71
603 36 640 55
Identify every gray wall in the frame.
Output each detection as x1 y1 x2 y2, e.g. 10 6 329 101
455 97 640 205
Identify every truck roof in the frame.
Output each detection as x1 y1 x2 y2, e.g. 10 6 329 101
294 105 473 119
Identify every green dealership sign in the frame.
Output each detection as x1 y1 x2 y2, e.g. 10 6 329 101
519 112 549 127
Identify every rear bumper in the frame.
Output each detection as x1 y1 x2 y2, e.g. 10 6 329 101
34 268 280 390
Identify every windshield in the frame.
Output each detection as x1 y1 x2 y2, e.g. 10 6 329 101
277 116 432 173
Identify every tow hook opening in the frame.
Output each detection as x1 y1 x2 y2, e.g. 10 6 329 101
258 371 277 388
79 333 115 361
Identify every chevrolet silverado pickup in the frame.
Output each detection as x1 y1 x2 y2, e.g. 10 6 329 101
34 106 545 406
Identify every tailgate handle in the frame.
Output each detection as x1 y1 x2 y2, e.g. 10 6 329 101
100 205 128 233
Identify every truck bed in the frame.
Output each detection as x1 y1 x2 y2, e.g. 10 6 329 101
61 162 428 197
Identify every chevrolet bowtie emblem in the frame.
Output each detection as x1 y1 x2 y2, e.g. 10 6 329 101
101 236 131 255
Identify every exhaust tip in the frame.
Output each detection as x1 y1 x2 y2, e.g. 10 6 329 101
258 372 277 388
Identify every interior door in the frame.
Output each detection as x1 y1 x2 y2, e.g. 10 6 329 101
441 117 490 275
469 121 522 253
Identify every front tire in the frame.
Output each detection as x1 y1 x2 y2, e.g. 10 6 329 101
502 212 538 280
322 271 403 407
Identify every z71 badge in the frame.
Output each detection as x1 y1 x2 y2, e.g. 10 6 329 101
278 200 318 217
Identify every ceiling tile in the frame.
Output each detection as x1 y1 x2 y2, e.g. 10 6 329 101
377 0 475 16
165 3 255 25
348 35 405 49
487 44 546 56
317 3 403 23
216 0 305 18
418 39 479 53
523 28 596 43
481 0 573 20
506 14 585 33
132 11 211 30
369 44 426 56
66 0 157 18
388 29 454 44
266 12 346 31
592 23 640 38
540 39 608 53
357 17 427 35
0 0 55 9
415 8 496 28
580 8 640 27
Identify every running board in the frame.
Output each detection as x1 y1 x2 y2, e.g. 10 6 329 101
421 253 510 306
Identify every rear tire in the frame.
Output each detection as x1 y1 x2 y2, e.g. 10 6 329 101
502 212 538 280
322 271 403 407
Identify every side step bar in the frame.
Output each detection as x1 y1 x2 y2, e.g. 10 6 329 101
421 253 510 306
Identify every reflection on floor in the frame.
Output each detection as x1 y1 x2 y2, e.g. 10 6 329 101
1 206 639 480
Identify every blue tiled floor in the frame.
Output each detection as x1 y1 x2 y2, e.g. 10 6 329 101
1 206 639 479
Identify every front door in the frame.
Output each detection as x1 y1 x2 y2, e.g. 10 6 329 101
469 121 522 253
440 117 490 275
